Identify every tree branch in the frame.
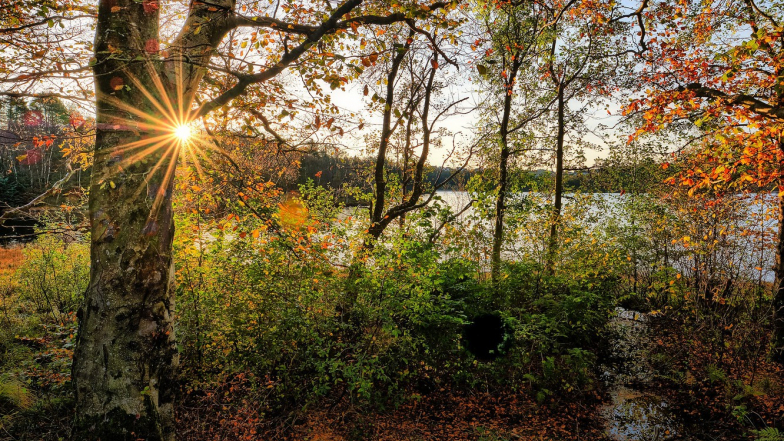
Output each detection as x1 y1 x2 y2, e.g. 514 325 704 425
682 83 784 121
195 0 366 118
0 14 96 33
196 0 450 118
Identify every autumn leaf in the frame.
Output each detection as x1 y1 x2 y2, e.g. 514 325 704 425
110 77 124 91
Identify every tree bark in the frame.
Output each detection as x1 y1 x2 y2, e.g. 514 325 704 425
71 0 243 434
72 125 179 440
546 84 565 273
71 1 181 439
490 59 518 285
773 141 784 363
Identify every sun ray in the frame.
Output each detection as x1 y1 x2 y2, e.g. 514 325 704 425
116 139 173 174
125 61 180 127
106 135 174 156
149 144 182 217
138 142 180 210
91 56 250 226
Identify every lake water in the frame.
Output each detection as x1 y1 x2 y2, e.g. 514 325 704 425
343 190 778 283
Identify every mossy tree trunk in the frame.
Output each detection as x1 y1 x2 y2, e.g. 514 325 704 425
71 1 177 438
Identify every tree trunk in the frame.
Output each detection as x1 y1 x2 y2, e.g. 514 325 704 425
546 84 565 273
773 173 784 363
72 125 179 440
491 138 509 283
491 76 515 284
71 1 178 438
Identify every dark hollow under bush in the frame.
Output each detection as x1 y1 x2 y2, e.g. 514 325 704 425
463 313 506 361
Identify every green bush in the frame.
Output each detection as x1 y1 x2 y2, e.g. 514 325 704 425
16 235 89 319
489 261 617 395
175 221 474 408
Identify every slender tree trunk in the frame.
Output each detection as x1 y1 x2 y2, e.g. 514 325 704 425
369 42 410 235
773 148 784 363
546 84 565 273
491 140 509 283
363 35 424 249
489 46 524 285
491 90 513 284
399 111 414 229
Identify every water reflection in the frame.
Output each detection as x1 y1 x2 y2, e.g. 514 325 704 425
601 308 682 441
604 387 680 441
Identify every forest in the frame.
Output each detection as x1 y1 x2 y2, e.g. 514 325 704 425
1 0 784 440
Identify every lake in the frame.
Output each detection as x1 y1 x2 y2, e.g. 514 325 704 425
341 190 779 283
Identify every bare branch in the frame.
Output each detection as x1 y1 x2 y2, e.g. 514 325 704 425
0 170 78 222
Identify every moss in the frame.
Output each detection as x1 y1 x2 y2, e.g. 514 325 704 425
72 403 172 441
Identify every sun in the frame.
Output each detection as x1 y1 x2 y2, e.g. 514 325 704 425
174 124 192 143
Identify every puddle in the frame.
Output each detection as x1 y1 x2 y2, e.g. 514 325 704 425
601 308 682 441
603 387 680 440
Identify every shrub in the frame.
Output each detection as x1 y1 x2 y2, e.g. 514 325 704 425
15 235 88 319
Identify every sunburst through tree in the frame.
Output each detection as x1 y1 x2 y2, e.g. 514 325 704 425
94 60 233 225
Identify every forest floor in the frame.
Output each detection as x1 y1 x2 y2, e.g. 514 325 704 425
178 385 608 441
639 313 784 441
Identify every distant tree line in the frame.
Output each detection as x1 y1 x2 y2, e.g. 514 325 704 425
293 151 478 200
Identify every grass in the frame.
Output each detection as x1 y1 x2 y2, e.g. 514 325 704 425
0 246 24 278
